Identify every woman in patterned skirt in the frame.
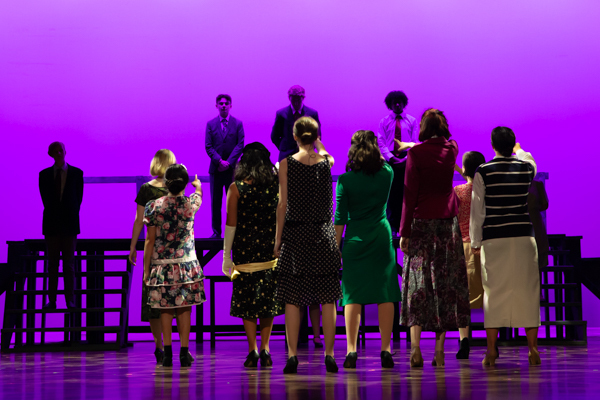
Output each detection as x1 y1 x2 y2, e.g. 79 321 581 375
274 117 342 374
144 164 206 367
399 109 470 368
222 142 284 368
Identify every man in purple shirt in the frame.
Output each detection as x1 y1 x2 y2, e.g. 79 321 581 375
376 91 418 236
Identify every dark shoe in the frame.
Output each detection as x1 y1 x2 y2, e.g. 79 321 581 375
244 350 259 368
180 346 191 367
283 356 299 374
209 233 221 239
187 351 195 363
325 355 338 373
259 350 273 367
154 348 165 364
313 337 324 348
162 345 173 367
42 301 56 310
381 351 394 368
66 299 76 309
343 352 357 369
496 345 500 358
456 338 470 359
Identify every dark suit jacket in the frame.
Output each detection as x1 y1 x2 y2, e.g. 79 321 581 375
205 116 245 174
270 105 321 161
39 164 84 236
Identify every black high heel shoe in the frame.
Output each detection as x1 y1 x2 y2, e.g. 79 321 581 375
325 355 338 373
380 351 394 368
259 350 273 367
162 345 173 367
283 356 299 374
154 348 165 364
343 352 358 369
244 350 260 368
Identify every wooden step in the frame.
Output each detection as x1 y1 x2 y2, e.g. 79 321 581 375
2 326 121 334
5 307 125 314
10 289 127 295
13 271 129 278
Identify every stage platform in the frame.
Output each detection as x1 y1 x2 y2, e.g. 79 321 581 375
1 338 599 400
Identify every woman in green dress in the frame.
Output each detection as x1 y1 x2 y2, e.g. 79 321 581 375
334 130 402 369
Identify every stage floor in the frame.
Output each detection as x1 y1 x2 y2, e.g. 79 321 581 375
1 338 599 400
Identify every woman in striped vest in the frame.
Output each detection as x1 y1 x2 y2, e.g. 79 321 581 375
470 127 541 366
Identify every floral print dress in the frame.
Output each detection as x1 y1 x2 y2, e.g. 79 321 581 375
144 193 206 309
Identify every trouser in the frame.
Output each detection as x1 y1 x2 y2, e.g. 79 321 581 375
45 235 77 303
210 170 234 236
386 156 407 233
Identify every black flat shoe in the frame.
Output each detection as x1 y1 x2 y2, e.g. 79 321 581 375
259 350 273 367
154 348 165 364
244 350 259 368
180 354 191 367
381 351 394 368
343 352 357 369
325 355 338 373
283 356 299 374
456 338 470 360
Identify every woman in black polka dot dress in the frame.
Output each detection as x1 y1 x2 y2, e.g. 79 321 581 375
274 117 342 374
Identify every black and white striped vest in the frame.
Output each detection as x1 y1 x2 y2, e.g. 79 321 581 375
478 157 535 241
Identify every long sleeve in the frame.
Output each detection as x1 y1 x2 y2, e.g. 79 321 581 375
270 113 284 149
78 169 84 208
205 122 222 162
516 149 537 176
313 111 322 139
399 150 419 237
408 117 419 143
334 177 349 225
227 121 245 164
377 119 393 161
470 172 486 248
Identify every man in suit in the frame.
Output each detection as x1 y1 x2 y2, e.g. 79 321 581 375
205 94 245 238
271 85 321 162
39 142 84 309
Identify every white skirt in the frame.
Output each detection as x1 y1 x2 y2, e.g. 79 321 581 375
481 236 540 328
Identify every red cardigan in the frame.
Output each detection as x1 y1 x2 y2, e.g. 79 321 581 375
400 137 460 237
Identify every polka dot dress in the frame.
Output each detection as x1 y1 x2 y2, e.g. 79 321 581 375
275 156 342 307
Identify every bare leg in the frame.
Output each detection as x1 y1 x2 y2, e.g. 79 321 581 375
410 325 423 367
243 318 258 353
321 303 337 357
149 318 164 350
309 304 322 343
176 307 192 347
259 317 275 352
378 302 394 353
344 304 361 354
435 331 446 352
458 327 469 341
525 327 541 364
486 328 499 356
410 325 422 347
161 310 176 346
285 304 301 357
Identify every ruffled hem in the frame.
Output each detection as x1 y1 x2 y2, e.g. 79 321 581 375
147 260 205 286
147 280 206 308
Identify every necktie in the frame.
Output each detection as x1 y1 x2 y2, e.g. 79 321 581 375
293 112 301 121
394 115 402 142
221 119 228 134
55 169 62 203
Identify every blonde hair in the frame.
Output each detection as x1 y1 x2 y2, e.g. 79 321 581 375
149 149 176 177
293 117 319 145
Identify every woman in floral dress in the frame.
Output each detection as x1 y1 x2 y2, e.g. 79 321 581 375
144 164 205 367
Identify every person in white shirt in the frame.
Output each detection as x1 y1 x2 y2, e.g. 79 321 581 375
376 91 418 236
470 127 541 367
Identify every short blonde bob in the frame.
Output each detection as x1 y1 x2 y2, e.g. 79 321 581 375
150 149 176 177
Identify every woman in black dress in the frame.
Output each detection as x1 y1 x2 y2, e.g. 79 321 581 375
274 117 342 374
222 142 284 368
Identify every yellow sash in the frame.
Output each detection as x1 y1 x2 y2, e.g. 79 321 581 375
231 259 278 281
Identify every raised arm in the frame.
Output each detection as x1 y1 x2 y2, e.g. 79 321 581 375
315 138 335 168
274 159 288 257
514 143 537 176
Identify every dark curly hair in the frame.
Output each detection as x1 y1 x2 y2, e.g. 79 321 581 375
491 126 516 157
216 94 232 104
462 151 486 179
384 90 408 110
165 164 189 194
346 130 384 175
234 142 278 186
419 108 451 142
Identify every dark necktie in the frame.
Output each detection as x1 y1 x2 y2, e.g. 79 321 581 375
221 119 228 134
293 111 301 121
394 115 402 142
55 169 62 203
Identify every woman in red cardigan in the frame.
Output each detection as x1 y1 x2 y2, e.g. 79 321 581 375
399 109 470 368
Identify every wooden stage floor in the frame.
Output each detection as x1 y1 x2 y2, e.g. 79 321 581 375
1 338 599 400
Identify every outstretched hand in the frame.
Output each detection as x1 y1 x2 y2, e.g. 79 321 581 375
513 142 522 154
191 174 201 188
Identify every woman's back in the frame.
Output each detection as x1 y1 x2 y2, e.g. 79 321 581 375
285 156 333 223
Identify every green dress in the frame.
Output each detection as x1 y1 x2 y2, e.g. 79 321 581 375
334 163 401 306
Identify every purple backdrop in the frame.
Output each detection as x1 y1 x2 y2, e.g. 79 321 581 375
2 1 600 334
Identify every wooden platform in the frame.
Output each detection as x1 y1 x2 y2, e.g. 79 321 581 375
1 337 599 400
